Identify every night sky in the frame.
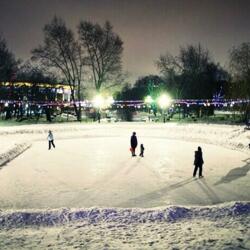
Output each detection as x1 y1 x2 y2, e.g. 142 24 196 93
0 0 250 80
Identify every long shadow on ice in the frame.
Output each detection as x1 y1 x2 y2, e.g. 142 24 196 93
69 158 141 205
118 177 195 207
197 179 221 204
125 158 141 175
215 158 250 186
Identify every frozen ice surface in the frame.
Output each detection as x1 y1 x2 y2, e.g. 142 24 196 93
0 123 249 208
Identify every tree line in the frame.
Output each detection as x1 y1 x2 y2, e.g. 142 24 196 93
1 16 250 121
118 43 250 102
0 17 123 121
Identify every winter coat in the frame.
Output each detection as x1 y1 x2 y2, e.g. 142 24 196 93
130 135 138 148
194 150 204 166
47 133 54 141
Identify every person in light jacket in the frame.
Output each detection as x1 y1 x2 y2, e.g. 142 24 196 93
47 130 55 150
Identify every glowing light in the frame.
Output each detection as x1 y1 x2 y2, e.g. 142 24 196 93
145 95 153 104
93 95 105 108
93 95 114 108
106 96 114 106
157 94 172 109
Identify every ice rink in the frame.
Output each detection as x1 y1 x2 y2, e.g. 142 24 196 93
0 123 249 209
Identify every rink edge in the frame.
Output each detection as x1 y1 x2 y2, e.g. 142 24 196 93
0 201 249 228
0 142 32 167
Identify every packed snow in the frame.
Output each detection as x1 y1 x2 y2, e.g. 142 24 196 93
0 202 249 249
0 122 249 249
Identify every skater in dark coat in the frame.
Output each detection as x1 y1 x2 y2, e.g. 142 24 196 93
130 132 138 156
139 144 145 157
193 146 204 178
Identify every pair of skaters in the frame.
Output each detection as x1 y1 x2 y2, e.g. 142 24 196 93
130 132 204 178
130 132 144 157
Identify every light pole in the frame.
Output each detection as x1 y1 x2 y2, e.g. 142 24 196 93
157 94 172 123
145 95 153 121
92 95 114 123
93 95 104 123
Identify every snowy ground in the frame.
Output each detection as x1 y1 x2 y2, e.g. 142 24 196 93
0 122 249 249
0 202 249 250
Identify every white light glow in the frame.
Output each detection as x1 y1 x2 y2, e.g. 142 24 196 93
106 96 114 106
93 95 114 108
145 95 153 104
93 95 105 108
157 94 172 109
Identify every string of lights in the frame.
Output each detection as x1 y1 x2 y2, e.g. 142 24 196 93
0 98 249 108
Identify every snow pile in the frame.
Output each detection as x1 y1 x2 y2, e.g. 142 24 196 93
0 123 249 152
151 124 250 152
0 201 249 228
0 123 93 136
0 142 31 167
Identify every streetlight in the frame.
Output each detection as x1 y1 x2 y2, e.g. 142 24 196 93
106 96 114 106
157 94 172 122
145 95 153 121
157 94 171 109
93 95 105 109
145 95 153 105
92 95 105 123
92 95 114 123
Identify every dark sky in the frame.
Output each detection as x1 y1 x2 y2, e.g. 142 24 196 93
0 0 250 81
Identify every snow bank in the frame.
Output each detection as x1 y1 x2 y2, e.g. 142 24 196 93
150 123 250 152
0 123 249 152
0 123 92 136
0 201 249 228
0 142 31 167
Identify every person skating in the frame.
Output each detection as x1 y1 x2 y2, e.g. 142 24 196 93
139 144 145 157
130 132 138 157
193 146 204 178
47 130 55 150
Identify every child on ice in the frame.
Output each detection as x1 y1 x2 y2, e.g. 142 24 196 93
139 144 145 157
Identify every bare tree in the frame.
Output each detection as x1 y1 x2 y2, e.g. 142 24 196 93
156 53 183 98
0 34 19 82
17 61 57 83
228 43 250 121
230 43 250 80
179 44 210 74
229 42 250 98
156 44 221 99
78 21 123 92
32 17 84 121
